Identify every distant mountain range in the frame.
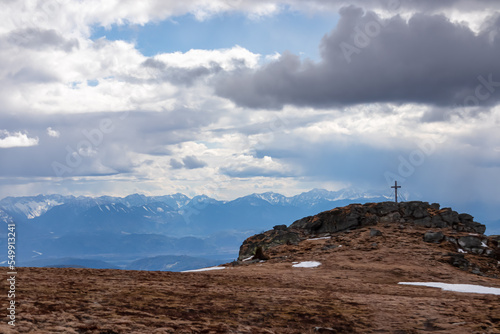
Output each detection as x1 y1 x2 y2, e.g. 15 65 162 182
0 188 496 270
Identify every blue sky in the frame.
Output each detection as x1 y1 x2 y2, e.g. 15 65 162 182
91 11 337 60
1 0 500 223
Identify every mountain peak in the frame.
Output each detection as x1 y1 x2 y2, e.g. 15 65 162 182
237 201 499 279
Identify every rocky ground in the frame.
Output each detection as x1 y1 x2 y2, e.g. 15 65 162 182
1 202 500 333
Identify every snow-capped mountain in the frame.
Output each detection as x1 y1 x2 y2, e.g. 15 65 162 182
0 188 417 269
0 194 69 219
0 208 13 224
249 188 391 208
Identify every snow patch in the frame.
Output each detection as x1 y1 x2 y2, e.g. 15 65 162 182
12 199 63 219
292 261 322 268
242 256 254 262
398 282 500 295
182 266 226 273
458 249 467 253
307 237 331 241
481 242 488 248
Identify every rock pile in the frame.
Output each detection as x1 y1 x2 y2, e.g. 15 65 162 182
238 201 499 275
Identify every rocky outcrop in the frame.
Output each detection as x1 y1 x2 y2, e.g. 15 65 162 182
238 201 489 260
238 225 301 261
288 201 485 235
423 231 445 243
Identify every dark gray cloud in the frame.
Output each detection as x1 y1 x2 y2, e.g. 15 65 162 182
182 155 207 169
169 156 207 170
169 158 184 169
215 7 500 110
295 0 500 13
7 28 79 52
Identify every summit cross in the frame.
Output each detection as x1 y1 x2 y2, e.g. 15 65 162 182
391 181 401 203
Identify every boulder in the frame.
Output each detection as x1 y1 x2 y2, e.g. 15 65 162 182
370 229 383 237
458 213 474 224
430 215 447 228
380 212 401 224
414 217 432 227
424 231 445 243
440 209 460 225
430 203 440 210
238 229 300 260
458 236 482 250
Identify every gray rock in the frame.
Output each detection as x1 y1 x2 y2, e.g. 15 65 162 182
414 217 432 227
458 213 474 224
380 212 401 223
446 236 458 245
458 236 482 250
375 201 399 215
431 215 447 228
273 224 287 231
370 228 383 237
471 248 484 255
430 203 440 210
445 253 469 270
424 231 445 243
440 209 460 225
465 221 486 234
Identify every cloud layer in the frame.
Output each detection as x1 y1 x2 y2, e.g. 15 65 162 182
215 7 500 109
0 0 499 216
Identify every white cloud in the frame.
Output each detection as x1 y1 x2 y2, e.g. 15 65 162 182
0 131 39 148
46 127 60 138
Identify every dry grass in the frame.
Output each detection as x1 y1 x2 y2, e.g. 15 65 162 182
1 225 499 333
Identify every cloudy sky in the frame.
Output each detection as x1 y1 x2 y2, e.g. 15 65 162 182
1 0 499 216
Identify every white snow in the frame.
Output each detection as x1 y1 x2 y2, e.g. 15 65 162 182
182 266 226 273
481 242 488 248
292 261 322 268
307 237 331 241
398 282 500 295
458 249 467 253
157 207 164 213
242 256 254 262
12 199 63 219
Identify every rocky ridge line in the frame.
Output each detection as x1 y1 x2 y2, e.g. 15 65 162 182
238 201 500 276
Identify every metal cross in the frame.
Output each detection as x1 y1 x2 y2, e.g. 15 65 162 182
391 181 401 203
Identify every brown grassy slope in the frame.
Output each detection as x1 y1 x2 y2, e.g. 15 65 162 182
1 224 499 333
